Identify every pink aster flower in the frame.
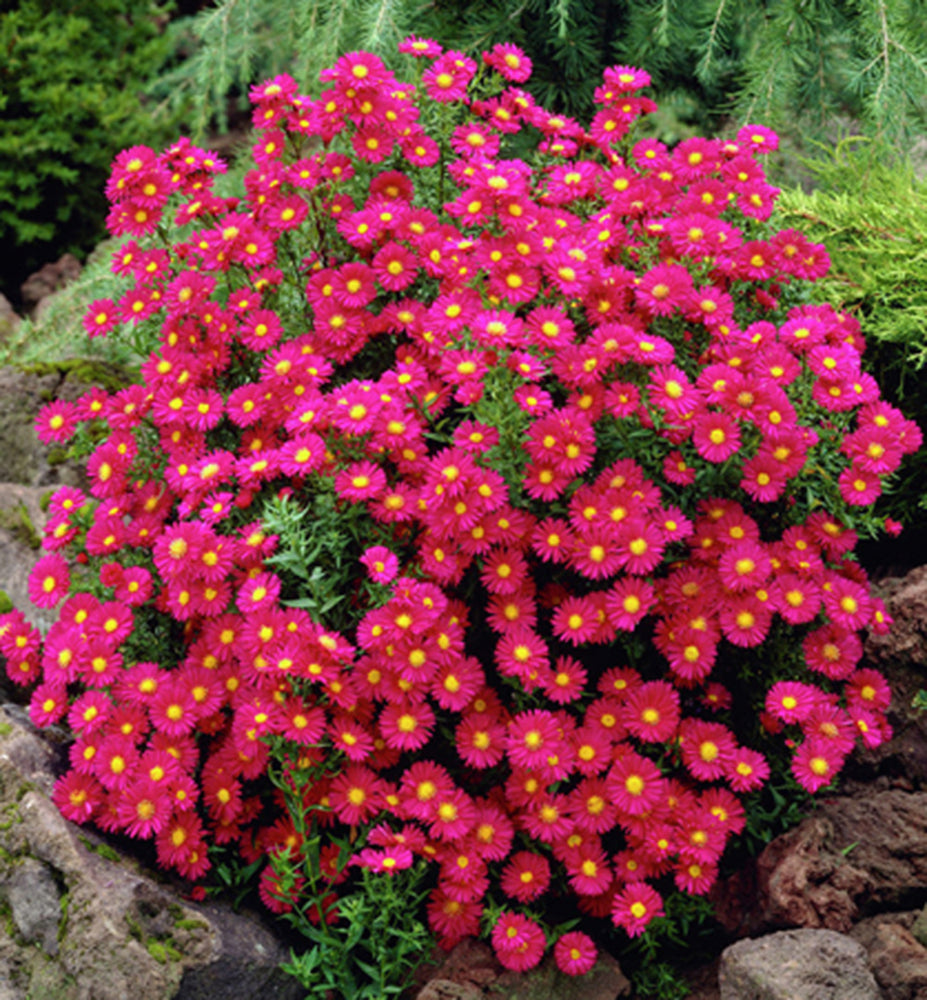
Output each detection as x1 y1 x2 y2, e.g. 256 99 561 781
491 911 547 972
483 43 533 83
611 882 664 937
422 51 476 103
27 553 71 608
360 545 399 584
554 931 598 976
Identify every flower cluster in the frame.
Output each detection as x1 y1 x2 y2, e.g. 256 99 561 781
3 38 919 977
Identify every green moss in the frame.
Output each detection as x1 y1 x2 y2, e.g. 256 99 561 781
78 835 121 864
0 802 22 831
0 593 11 616
172 917 208 932
0 502 42 550
20 358 137 394
146 938 183 965
0 722 12 737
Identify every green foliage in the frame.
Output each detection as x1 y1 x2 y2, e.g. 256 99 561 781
0 240 142 368
775 139 927 523
621 893 721 999
259 487 398 634
157 0 927 147
279 862 434 999
269 755 434 999
0 0 180 304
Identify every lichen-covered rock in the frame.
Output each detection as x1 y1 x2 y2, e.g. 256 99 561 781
0 484 55 652
719 929 882 1000
0 704 302 1000
0 362 132 489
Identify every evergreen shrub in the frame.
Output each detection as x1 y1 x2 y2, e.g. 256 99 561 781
1 38 920 994
0 0 179 305
776 139 927 531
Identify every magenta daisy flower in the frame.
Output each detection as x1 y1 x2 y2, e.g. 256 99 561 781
554 931 598 976
360 545 399 584
27 553 70 608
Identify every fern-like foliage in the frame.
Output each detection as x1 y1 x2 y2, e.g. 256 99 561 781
776 138 927 520
155 0 927 145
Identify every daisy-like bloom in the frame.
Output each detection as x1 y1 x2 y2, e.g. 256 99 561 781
611 882 664 937
484 42 532 82
554 931 598 976
429 787 477 842
765 680 819 724
399 35 443 58
491 912 547 972
543 655 588 705
725 746 770 792
565 842 613 896
846 668 892 713
635 262 692 317
506 709 566 771
675 858 718 895
550 595 602 645
679 719 736 781
149 678 198 738
570 725 613 776
622 681 680 743
821 574 873 631
455 712 506 769
93 735 140 792
83 298 120 338
692 410 742 463
803 623 862 680
495 627 549 682
379 700 435 751
614 518 665 575
422 50 477 103
773 573 821 625
52 771 105 824
500 850 551 902
606 750 664 816
27 553 70 608
353 844 414 875
717 540 771 593
719 593 773 648
328 765 382 826
568 776 619 835
802 702 856 757
360 544 399 584
29 682 69 728
791 738 843 793
605 577 655 632
36 399 78 444
115 778 172 838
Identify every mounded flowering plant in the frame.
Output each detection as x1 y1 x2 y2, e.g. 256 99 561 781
3 37 921 986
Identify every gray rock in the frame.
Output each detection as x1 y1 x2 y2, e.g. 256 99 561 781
0 704 303 1000
719 928 882 1000
0 484 55 649
0 294 20 345
20 254 82 315
3 856 62 955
